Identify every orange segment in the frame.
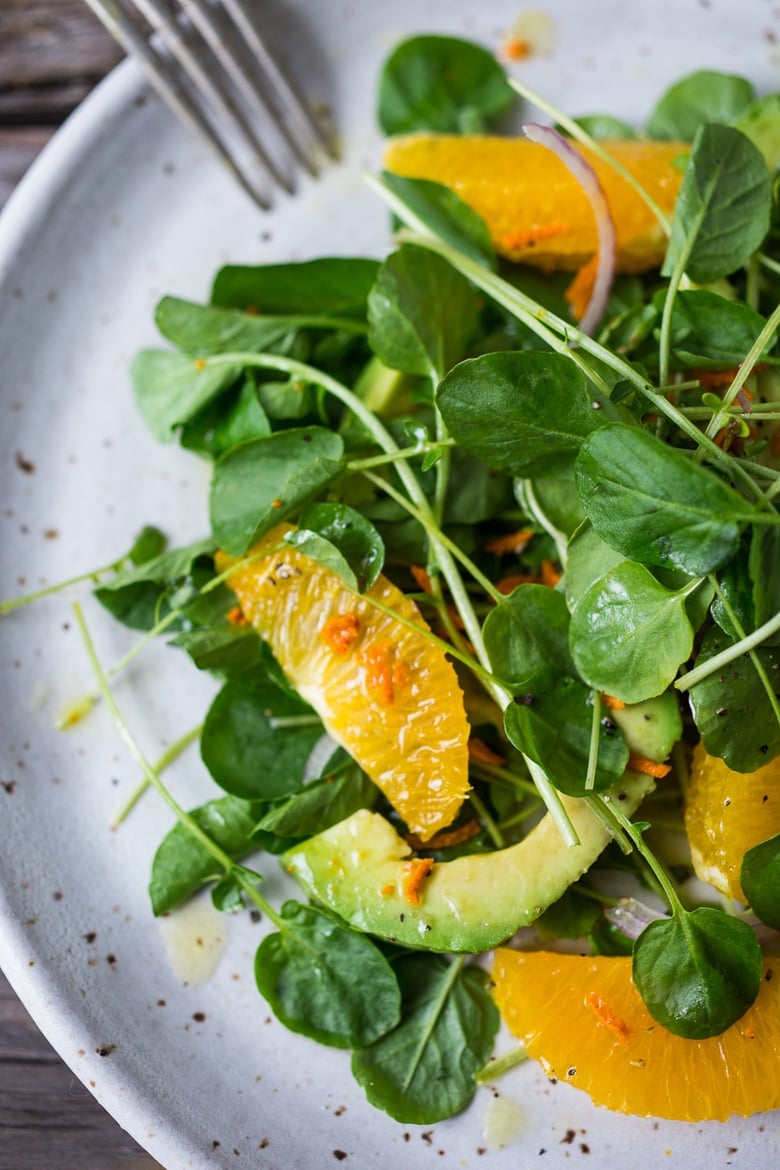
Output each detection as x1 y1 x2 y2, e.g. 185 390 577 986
684 744 780 901
216 524 470 841
492 949 780 1122
384 134 688 272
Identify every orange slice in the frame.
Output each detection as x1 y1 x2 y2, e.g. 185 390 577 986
384 134 688 272
492 949 780 1121
216 524 470 840
684 743 780 901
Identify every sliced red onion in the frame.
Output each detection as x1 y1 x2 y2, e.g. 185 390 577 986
523 122 617 336
604 897 667 941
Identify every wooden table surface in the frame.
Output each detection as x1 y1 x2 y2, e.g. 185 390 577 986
0 3 163 1167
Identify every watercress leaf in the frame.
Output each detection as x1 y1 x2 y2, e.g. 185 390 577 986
749 525 780 628
687 625 780 770
380 173 495 268
255 765 378 838
503 675 629 796
569 562 696 703
564 522 627 614
94 538 216 631
572 114 637 140
131 349 242 442
254 902 401 1048
647 70 755 140
735 93 780 169
171 624 264 679
710 536 756 638
368 244 478 380
283 529 357 590
127 525 167 566
741 833 780 930
651 289 772 370
483 583 574 692
378 34 513 135
155 296 309 356
531 477 585 538
437 352 618 478
210 872 246 913
209 426 344 555
211 257 380 319
289 502 384 592
149 795 258 915
632 907 762 1039
663 124 772 284
575 423 752 575
444 448 513 525
351 954 498 1124
536 887 602 942
200 677 322 800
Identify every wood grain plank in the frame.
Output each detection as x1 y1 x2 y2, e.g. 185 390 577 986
0 0 123 92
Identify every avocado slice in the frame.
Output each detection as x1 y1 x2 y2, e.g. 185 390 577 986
283 693 681 953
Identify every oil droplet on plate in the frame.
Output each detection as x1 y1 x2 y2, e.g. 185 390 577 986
483 1093 525 1150
158 891 228 985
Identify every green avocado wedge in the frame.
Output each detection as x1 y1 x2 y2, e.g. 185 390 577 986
282 694 681 954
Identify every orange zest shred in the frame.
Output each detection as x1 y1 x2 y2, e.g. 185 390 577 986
483 529 535 556
602 693 626 710
380 882 396 897
410 564 435 595
541 560 562 587
194 358 207 370
585 990 633 1045
500 36 530 61
320 612 360 655
628 752 672 779
402 857 434 905
271 498 284 509
468 738 506 767
226 605 248 627
358 640 396 705
696 367 762 389
495 572 544 594
405 820 482 851
500 221 570 252
565 254 599 322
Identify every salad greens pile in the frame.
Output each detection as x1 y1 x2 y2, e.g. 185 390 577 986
8 35 780 1124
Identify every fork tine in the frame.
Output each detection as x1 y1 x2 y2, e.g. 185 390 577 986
219 0 337 168
177 0 315 181
83 0 275 208
132 0 299 195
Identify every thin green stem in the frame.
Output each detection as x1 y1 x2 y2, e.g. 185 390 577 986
346 439 455 472
519 480 568 565
676 606 780 692
476 1044 529 1083
585 691 602 792
112 723 203 827
596 795 683 915
72 602 282 927
0 556 125 616
701 300 780 446
658 250 688 389
526 759 580 847
507 76 672 235
468 789 506 849
469 761 539 800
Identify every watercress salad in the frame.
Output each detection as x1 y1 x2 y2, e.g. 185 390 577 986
7 36 780 1125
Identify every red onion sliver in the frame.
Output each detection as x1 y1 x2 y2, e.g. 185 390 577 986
604 897 666 941
523 122 617 335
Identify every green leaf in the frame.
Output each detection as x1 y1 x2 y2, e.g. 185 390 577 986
749 525 780 628
569 563 696 703
368 244 478 380
155 296 313 356
632 907 762 1038
687 625 780 771
575 423 752 575
503 675 629 796
209 426 344 555
535 887 602 942
379 173 495 268
647 70 755 140
131 349 241 442
127 525 167 566
663 124 772 284
572 114 637 140
483 583 573 692
171 624 264 679
255 764 378 838
351 955 499 1123
565 522 627 614
437 351 619 478
711 536 755 638
200 678 322 800
254 902 401 1048
651 289 772 370
285 502 384 592
377 35 513 135
179 379 272 460
735 93 780 169
741 833 780 929
149 795 258 915
211 257 380 318
94 538 216 631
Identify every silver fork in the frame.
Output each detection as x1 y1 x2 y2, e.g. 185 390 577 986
83 0 335 209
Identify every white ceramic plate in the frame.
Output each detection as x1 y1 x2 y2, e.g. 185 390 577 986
2 2 780 1166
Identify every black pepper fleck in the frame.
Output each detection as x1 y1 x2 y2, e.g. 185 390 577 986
333 1152 348 1161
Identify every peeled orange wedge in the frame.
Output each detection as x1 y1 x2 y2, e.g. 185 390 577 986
684 744 780 901
216 524 470 840
384 134 687 272
492 949 780 1121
